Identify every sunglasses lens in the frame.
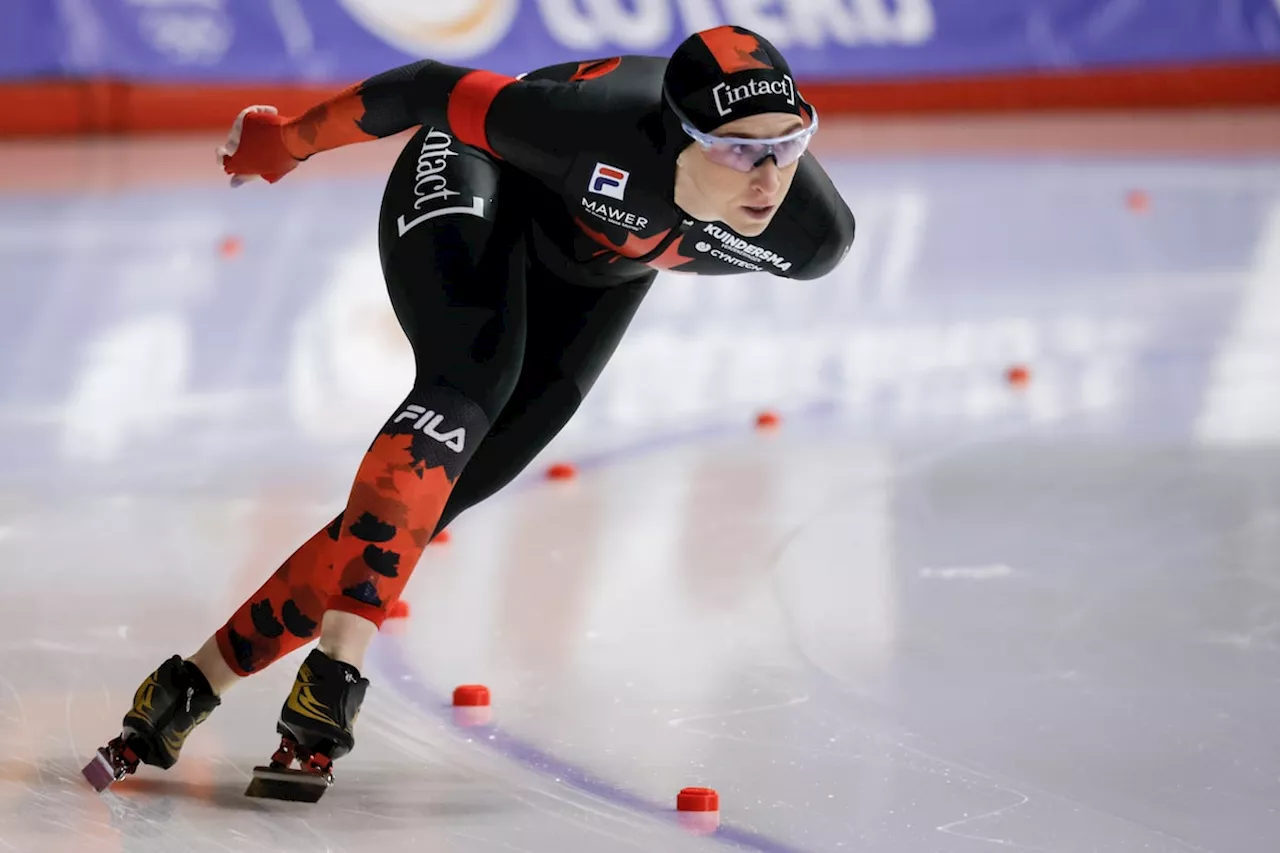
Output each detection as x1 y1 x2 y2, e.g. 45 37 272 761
704 142 769 172
770 135 811 167
698 128 814 172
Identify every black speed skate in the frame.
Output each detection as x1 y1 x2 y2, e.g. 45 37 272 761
245 648 368 802
82 655 221 792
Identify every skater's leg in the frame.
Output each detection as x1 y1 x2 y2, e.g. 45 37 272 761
212 132 524 678
92 130 522 787
229 266 652 686
241 256 650 794
316 609 378 668
185 527 358 686
188 637 240 695
242 138 531 786
189 514 343 690
86 513 346 785
435 266 655 531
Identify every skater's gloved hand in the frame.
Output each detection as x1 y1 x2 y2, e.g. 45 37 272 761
217 106 300 188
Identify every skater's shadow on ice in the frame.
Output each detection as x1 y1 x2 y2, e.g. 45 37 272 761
12 756 510 823
111 776 266 813
115 770 511 820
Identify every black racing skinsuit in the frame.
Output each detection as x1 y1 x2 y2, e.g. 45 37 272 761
300 52 858 530
215 54 857 659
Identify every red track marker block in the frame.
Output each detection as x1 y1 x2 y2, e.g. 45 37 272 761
676 787 721 835
755 410 781 430
677 786 719 812
451 684 492 727
546 462 578 481
219 235 243 258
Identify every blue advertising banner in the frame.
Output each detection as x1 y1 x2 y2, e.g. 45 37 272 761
6 0 1280 83
0 0 65 78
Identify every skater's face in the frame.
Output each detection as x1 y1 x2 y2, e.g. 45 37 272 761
674 112 805 237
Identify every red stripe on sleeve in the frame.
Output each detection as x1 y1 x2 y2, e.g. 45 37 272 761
447 70 516 158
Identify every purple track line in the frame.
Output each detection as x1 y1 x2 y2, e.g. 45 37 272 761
373 639 818 853
370 404 840 853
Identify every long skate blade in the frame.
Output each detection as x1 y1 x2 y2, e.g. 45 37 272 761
244 765 330 803
81 749 119 793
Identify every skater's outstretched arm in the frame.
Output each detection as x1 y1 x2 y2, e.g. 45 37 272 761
218 60 587 185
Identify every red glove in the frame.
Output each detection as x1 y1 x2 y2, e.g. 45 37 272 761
216 106 300 187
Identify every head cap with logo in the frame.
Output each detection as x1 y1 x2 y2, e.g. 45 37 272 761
662 25 814 134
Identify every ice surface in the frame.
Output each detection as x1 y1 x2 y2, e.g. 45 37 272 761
1 122 1278 852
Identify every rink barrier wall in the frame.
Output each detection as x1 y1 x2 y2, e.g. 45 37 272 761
2 60 1279 138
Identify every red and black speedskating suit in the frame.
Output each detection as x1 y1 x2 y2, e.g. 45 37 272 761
215 54 856 676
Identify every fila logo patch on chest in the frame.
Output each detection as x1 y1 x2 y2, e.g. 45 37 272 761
589 163 629 200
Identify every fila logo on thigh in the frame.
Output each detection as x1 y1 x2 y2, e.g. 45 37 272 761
397 128 487 236
393 405 466 452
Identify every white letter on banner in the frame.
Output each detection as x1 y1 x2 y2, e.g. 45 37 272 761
850 0 934 44
585 0 671 50
849 0 895 43
781 0 857 47
721 0 790 45
537 0 604 49
673 0 722 33
892 0 935 44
